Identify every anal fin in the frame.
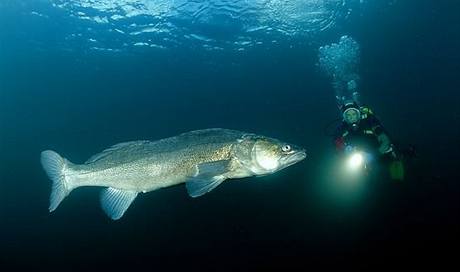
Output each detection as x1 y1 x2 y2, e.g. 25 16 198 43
100 188 138 220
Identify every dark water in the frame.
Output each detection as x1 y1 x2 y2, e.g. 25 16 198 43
1 0 459 270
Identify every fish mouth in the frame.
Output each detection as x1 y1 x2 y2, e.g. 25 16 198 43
280 149 307 168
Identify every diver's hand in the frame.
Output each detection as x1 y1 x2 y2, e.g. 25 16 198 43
381 144 398 159
345 145 354 154
390 150 399 159
377 134 392 154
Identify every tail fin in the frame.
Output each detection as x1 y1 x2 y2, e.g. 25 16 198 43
40 150 71 212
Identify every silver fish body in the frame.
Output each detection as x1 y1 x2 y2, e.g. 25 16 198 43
70 129 245 192
41 128 306 220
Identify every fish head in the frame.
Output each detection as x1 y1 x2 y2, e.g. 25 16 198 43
238 134 307 175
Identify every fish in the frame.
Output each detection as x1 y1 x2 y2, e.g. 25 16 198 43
40 128 306 220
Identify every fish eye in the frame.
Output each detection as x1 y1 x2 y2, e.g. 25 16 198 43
281 145 291 152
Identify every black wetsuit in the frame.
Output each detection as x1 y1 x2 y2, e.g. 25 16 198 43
334 107 407 181
334 108 390 156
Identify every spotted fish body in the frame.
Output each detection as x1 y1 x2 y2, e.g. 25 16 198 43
40 128 306 220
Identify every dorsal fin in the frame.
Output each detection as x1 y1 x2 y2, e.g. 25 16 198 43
85 140 150 164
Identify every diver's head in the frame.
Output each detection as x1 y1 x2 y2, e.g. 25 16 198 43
342 102 361 127
236 135 306 175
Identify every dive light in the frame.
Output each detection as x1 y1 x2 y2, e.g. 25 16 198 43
347 152 364 170
344 145 372 172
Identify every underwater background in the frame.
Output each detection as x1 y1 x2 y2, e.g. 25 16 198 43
0 0 459 270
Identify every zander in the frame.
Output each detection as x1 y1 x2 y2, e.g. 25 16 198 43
40 128 306 220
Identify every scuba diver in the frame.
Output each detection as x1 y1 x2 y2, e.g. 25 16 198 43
333 100 406 180
318 36 408 181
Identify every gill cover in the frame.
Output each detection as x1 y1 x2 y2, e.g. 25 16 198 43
245 138 283 175
254 140 280 172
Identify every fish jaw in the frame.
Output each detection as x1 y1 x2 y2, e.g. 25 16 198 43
279 149 307 169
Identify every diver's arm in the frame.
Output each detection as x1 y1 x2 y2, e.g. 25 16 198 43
335 136 346 153
334 124 347 153
369 116 393 155
377 133 392 154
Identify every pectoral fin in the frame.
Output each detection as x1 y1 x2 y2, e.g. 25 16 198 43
100 188 138 220
186 176 226 198
185 160 230 198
